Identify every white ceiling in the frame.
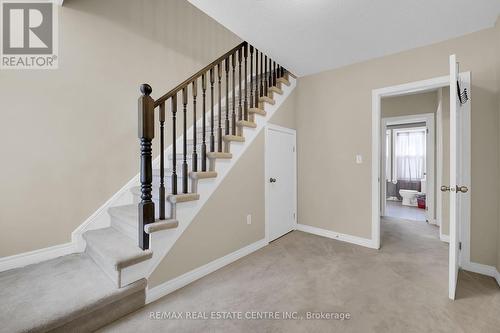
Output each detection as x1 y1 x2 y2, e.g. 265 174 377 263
189 0 500 77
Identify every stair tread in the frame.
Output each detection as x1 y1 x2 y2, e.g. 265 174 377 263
259 96 275 105
248 107 266 115
269 86 283 94
223 135 245 142
277 77 291 86
207 152 232 159
144 220 179 234
0 253 146 333
237 120 257 128
167 193 200 203
189 171 218 179
83 227 152 270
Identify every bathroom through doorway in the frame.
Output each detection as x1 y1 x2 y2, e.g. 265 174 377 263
381 101 436 226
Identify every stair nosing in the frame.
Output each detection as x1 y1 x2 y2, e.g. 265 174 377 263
189 171 218 179
206 152 232 159
237 120 257 128
223 135 245 142
248 107 266 115
167 193 200 203
144 220 179 234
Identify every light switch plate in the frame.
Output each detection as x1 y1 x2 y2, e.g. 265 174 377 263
356 154 363 164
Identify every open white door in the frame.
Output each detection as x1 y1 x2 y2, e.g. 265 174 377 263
448 55 471 300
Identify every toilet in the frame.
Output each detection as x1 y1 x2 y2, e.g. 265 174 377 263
399 179 426 207
399 189 418 206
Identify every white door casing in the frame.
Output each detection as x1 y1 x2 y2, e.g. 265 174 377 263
265 125 297 242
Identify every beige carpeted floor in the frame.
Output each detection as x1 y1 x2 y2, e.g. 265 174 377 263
99 218 500 332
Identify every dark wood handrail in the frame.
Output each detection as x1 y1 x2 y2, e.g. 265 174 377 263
154 41 247 107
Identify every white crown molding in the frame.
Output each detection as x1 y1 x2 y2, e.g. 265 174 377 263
146 238 267 304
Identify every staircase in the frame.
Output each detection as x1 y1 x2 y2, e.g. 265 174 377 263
0 41 295 332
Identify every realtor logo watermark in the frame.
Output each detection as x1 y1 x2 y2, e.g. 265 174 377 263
1 0 58 69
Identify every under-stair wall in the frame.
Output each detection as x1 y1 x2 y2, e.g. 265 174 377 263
149 89 296 288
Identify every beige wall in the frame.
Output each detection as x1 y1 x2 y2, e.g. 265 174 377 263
150 89 297 286
0 0 242 257
381 91 438 118
150 131 266 286
296 26 499 266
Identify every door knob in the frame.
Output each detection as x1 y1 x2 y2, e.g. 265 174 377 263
269 178 277 183
456 185 469 193
440 185 450 192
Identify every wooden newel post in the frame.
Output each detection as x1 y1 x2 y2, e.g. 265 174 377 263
138 83 155 250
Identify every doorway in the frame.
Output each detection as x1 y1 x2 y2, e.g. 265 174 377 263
381 113 435 225
371 66 471 300
265 124 297 242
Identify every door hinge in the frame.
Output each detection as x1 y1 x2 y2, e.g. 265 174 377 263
293 146 295 152
459 242 462 251
293 213 296 220
426 128 429 134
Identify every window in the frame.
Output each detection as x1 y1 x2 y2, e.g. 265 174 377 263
393 128 426 181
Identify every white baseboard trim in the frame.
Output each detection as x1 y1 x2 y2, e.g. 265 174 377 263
440 234 450 243
146 238 268 304
461 261 500 287
0 242 76 272
296 224 378 249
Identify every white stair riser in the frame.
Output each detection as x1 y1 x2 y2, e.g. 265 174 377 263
120 260 150 288
110 217 138 244
85 243 122 288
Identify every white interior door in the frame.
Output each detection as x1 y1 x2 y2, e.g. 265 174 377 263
267 126 296 242
448 55 471 300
